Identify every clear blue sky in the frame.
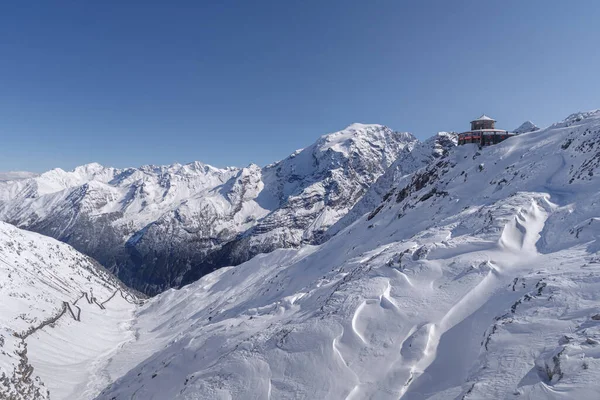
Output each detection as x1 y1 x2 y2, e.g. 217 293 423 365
1 0 599 172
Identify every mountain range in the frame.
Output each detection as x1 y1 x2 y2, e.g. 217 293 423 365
0 124 417 295
2 111 600 399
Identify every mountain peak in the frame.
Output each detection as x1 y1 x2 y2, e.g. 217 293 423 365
319 123 385 143
73 162 106 174
316 123 415 156
514 121 539 134
344 122 384 131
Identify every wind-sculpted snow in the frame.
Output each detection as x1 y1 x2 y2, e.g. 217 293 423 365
95 110 600 399
0 222 140 400
0 125 416 295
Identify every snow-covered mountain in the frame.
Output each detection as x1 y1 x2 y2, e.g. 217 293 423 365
93 109 600 399
514 120 540 134
0 221 140 400
0 124 416 295
325 131 458 239
179 124 417 286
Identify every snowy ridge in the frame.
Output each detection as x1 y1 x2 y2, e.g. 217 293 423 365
514 120 540 134
96 109 600 399
325 131 457 239
555 109 600 128
0 222 140 400
231 124 417 255
0 125 416 295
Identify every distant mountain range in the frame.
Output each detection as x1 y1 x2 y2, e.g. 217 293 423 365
0 123 417 295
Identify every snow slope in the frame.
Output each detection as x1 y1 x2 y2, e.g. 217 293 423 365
0 125 416 295
0 221 140 400
97 109 600 399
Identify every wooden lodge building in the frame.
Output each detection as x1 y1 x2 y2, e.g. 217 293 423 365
457 114 516 146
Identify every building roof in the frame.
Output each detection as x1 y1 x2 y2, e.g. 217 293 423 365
471 114 496 123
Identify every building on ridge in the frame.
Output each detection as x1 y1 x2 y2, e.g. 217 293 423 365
458 114 516 146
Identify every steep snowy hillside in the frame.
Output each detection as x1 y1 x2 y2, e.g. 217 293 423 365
97 110 600 399
0 125 416 295
0 222 140 400
325 131 457 239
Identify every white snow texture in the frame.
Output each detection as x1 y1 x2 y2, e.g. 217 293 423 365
2 110 600 399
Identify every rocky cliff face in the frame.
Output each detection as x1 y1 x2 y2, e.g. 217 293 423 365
0 124 416 295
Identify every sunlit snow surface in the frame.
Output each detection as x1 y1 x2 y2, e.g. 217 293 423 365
95 111 600 399
2 111 600 399
0 222 138 400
